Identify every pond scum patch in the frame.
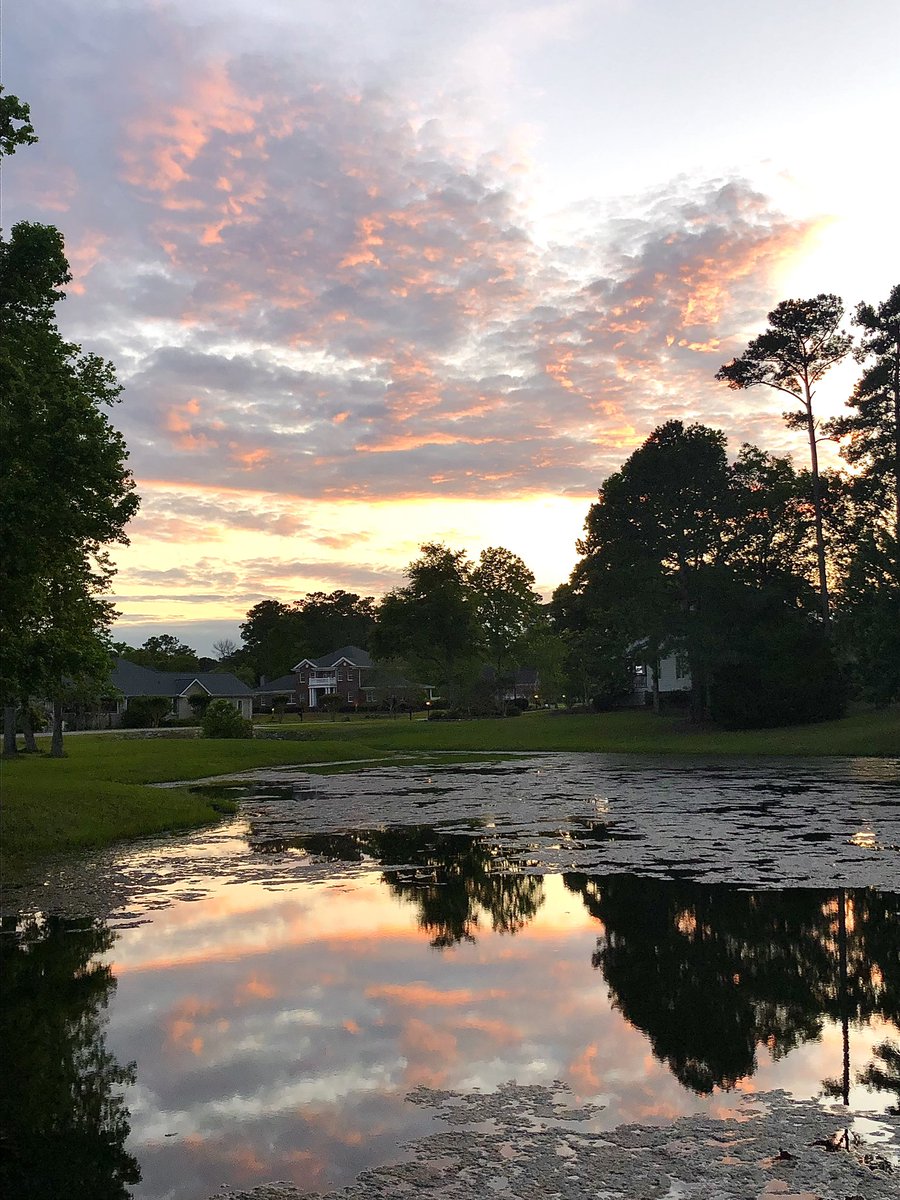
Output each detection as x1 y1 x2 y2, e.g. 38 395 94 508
210 1082 899 1200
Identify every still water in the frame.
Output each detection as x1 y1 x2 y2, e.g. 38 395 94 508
2 755 899 1200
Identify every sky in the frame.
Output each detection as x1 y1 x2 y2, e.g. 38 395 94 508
6 0 900 655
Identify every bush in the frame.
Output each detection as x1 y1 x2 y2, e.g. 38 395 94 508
121 696 172 728
711 620 847 730
188 694 211 716
202 698 253 738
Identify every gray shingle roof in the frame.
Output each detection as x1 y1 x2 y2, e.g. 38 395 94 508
110 657 253 698
256 673 298 695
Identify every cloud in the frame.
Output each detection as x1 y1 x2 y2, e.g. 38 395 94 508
8 1 836 631
9 0 816 513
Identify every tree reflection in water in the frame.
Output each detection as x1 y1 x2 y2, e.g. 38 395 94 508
252 822 899 1097
858 1041 900 1111
0 915 140 1200
260 825 545 946
565 875 900 1097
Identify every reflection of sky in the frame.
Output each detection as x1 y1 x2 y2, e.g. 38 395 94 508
103 873 897 1200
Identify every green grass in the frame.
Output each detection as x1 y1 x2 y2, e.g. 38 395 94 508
255 705 900 756
2 705 896 878
0 735 394 877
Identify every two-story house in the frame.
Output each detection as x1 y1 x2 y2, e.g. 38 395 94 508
292 645 374 709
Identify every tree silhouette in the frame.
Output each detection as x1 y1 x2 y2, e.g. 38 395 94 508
0 915 141 1199
565 875 898 1096
716 295 851 625
252 824 545 947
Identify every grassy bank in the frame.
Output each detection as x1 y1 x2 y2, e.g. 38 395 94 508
261 705 900 757
0 735 394 878
2 706 896 878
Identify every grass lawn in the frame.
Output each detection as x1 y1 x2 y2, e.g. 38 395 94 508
2 705 897 878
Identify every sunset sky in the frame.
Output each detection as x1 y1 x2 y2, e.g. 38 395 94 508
7 0 899 653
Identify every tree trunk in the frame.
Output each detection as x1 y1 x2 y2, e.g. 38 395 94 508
893 352 900 545
2 705 18 756
22 705 38 753
805 399 831 627
50 699 65 758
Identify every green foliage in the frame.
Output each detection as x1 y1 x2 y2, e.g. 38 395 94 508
1 209 138 747
117 634 200 673
371 543 483 701
239 591 376 681
826 283 900 538
710 607 846 729
565 421 733 716
716 295 852 624
120 695 172 729
471 546 542 674
834 536 900 705
202 697 252 738
0 87 38 156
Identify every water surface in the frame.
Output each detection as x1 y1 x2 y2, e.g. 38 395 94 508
2 755 898 1200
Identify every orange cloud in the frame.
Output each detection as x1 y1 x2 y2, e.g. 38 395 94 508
366 982 507 1007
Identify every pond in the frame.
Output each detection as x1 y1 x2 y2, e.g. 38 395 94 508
2 755 899 1200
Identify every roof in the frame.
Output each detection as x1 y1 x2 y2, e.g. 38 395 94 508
293 645 374 671
110 657 253 698
256 673 298 695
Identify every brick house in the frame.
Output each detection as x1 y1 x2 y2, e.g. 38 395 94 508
292 645 374 709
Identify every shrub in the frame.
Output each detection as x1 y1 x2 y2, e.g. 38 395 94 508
188 694 211 716
202 698 253 738
122 696 172 728
711 620 847 729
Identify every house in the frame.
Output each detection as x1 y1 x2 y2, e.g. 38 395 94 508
108 657 254 724
629 642 691 705
291 646 436 710
254 673 300 712
292 645 374 709
481 665 540 703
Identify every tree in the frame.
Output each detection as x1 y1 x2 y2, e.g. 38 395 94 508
0 914 141 1198
573 421 732 718
1 224 138 752
716 295 852 625
471 547 542 676
561 422 845 726
1 113 138 752
117 634 200 673
371 543 482 701
212 637 239 662
292 589 376 655
827 285 900 541
239 599 295 681
0 88 37 156
725 444 818 593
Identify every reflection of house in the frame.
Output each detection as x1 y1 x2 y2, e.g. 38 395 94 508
630 643 691 705
292 645 374 709
109 657 254 722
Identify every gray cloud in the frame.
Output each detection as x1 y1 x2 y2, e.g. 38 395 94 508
8 1 816 511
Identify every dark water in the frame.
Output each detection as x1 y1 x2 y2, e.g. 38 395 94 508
2 756 898 1200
